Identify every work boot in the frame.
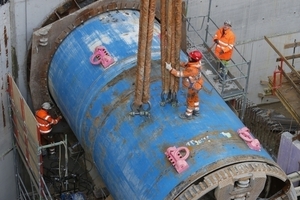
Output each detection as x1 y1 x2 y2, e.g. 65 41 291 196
179 113 192 120
192 110 200 116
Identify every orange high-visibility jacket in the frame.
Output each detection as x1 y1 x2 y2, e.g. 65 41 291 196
35 109 60 134
171 61 204 90
213 27 235 61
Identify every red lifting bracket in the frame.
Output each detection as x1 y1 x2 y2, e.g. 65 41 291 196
272 60 283 95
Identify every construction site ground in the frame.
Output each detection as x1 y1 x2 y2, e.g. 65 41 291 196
258 101 293 119
268 71 300 125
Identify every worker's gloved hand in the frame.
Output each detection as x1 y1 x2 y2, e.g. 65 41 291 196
165 62 172 71
214 39 219 44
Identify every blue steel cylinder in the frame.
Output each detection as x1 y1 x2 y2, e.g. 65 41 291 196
48 10 276 199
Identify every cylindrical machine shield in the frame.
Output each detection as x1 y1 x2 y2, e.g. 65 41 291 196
48 9 286 200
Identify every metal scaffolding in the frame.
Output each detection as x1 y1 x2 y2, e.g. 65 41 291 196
7 74 69 200
181 1 251 119
264 36 300 125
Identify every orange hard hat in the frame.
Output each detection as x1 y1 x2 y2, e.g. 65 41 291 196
188 50 202 62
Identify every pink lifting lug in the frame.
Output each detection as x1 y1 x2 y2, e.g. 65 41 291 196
237 127 261 151
90 46 115 69
165 146 190 174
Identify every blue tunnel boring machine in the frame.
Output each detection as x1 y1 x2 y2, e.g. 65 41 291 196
29 2 295 200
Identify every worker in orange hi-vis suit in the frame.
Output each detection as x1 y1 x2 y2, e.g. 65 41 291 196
213 20 236 84
35 102 62 159
166 50 204 119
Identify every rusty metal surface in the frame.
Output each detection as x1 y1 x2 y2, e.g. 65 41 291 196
47 29 276 197
233 96 300 167
7 74 41 193
234 98 284 157
46 14 277 196
26 1 296 199
174 161 289 200
29 0 164 111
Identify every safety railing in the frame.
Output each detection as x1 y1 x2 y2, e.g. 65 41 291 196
0 0 8 6
183 15 251 118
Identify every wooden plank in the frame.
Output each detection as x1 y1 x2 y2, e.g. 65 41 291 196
264 36 300 79
268 71 300 124
284 41 300 49
281 70 300 95
8 74 41 183
276 53 300 62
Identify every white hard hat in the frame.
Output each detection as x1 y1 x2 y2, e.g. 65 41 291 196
42 102 52 110
224 20 232 27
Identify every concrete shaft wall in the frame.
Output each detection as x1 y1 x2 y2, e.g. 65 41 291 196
0 0 62 199
186 0 300 104
0 3 17 200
